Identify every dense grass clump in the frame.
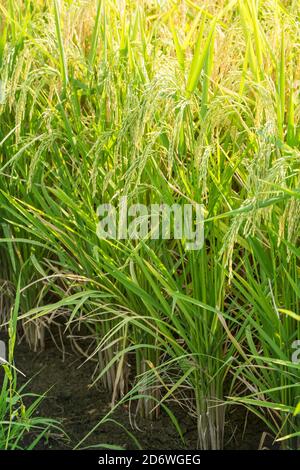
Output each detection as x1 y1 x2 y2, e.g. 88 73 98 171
0 0 300 449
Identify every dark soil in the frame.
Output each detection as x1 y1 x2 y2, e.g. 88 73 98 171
7 338 275 450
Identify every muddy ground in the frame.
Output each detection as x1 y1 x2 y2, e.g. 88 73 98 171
2 336 276 450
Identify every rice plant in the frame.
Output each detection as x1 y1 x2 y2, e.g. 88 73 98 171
0 0 299 451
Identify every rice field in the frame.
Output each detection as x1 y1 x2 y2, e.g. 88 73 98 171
0 0 300 452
